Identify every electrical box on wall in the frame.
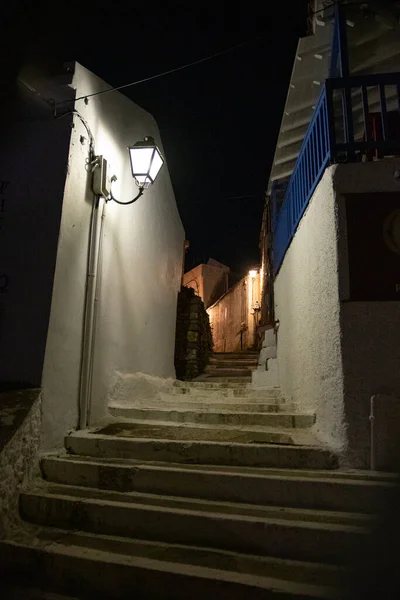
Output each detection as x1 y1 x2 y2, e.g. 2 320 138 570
92 156 111 198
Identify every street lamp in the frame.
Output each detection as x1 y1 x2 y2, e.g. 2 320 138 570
109 136 164 205
129 136 164 188
249 269 257 278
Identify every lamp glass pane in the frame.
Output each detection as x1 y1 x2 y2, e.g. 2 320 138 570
149 150 163 181
135 174 150 185
129 147 154 176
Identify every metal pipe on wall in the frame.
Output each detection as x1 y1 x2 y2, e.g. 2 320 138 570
78 195 105 430
86 200 106 426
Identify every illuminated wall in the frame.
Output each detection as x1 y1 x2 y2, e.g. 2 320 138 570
0 62 185 449
207 271 260 352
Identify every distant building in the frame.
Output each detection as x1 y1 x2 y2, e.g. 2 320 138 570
183 259 262 352
183 258 230 309
207 269 261 353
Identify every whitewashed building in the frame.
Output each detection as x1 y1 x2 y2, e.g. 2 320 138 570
0 61 185 450
256 0 400 468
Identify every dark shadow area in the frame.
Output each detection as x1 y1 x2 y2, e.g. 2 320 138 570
0 388 40 452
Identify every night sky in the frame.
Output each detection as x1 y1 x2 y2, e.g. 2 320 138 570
3 1 308 276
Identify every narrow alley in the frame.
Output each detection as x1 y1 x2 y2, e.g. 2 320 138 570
1 352 396 598
2 0 400 598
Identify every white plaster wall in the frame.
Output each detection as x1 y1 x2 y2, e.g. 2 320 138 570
274 159 400 466
274 166 347 452
42 63 185 448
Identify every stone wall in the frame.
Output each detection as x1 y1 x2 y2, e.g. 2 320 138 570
175 287 213 380
0 389 41 537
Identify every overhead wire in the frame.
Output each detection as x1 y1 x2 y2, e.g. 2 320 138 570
54 32 269 107
18 78 96 156
56 109 95 155
310 0 372 18
29 1 365 113
310 1 337 17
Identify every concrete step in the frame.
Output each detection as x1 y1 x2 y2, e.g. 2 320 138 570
108 407 315 428
211 353 258 360
206 366 257 373
174 380 252 388
164 386 282 398
207 360 257 366
192 376 253 383
41 455 398 513
90 420 297 444
65 430 339 469
19 484 369 564
0 534 340 599
213 352 259 359
203 369 255 377
119 400 293 413
209 359 258 368
23 481 375 527
0 586 81 599
25 528 349 587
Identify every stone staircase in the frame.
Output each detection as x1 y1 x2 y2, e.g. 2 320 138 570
0 359 398 599
197 351 259 381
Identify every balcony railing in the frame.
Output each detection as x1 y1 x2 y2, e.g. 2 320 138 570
272 72 400 275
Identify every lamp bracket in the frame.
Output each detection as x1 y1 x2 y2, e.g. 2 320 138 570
108 176 145 206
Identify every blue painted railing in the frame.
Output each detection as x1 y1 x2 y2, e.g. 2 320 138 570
273 85 333 273
273 72 400 275
330 73 400 156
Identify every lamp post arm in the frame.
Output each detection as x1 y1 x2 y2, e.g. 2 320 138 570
108 176 144 205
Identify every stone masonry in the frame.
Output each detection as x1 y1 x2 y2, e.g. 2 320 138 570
0 389 41 537
175 286 213 380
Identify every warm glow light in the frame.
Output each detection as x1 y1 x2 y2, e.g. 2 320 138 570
130 148 153 176
129 137 164 187
149 150 163 181
249 269 257 278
